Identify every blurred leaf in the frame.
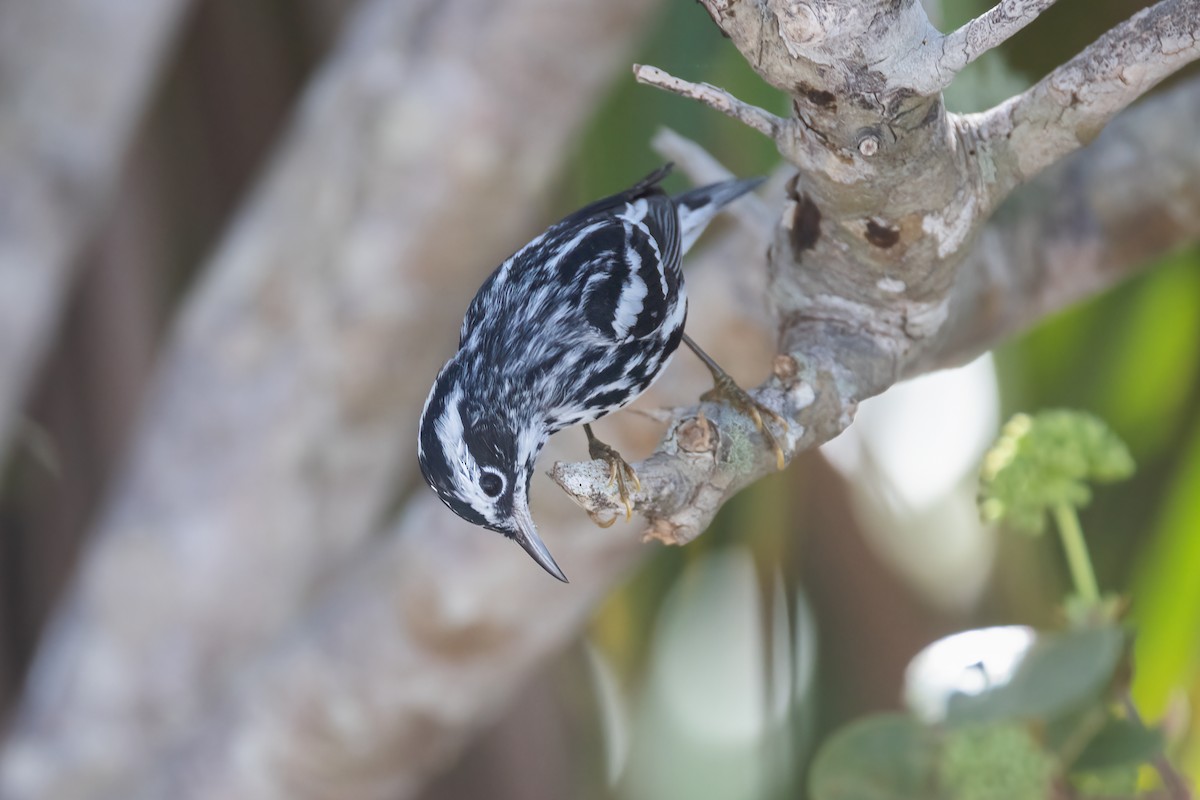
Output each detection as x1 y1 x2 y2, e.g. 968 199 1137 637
938 0 987 28
1096 250 1200 457
1042 704 1106 758
999 293 1105 411
1068 764 1140 798
937 723 1056 800
979 411 1135 534
1071 716 1163 772
1131 418 1200 752
808 714 938 800
946 626 1125 725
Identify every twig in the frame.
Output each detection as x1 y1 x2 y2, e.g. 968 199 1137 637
936 0 1061 84
632 64 785 139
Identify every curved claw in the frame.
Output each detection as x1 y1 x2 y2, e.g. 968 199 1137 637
762 424 787 471
699 366 789 471
585 425 640 523
590 511 619 528
608 459 637 521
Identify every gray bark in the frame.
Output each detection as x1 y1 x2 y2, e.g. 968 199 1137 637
557 0 1200 544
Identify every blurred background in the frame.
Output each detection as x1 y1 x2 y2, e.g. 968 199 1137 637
1 0 1198 797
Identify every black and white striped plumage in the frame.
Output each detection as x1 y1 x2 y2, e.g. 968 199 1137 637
418 165 762 581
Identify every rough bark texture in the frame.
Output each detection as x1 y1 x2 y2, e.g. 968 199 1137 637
556 0 1200 545
0 0 661 797
3 1 1200 798
0 0 190 460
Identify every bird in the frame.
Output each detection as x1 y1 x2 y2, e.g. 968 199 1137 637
418 164 785 582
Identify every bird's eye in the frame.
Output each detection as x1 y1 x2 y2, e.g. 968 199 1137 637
479 469 505 498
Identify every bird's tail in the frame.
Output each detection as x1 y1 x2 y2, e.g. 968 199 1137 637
673 176 765 254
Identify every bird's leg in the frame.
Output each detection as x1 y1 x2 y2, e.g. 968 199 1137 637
584 423 641 525
682 333 788 470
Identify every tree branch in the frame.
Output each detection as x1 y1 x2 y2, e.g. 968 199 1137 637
0 0 191 461
632 64 786 138
592 0 1200 545
936 0 1061 85
554 75 1200 543
121 465 646 800
971 0 1200 194
916 76 1200 373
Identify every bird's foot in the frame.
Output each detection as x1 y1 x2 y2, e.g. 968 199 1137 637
700 371 788 470
584 425 641 524
681 333 788 469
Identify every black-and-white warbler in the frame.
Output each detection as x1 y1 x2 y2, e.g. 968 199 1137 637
418 164 784 582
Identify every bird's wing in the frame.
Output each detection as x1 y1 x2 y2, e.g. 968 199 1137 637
460 170 683 349
574 194 681 343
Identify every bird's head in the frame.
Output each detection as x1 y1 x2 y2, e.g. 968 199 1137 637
417 358 567 582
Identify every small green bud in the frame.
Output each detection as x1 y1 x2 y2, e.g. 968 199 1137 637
979 411 1134 534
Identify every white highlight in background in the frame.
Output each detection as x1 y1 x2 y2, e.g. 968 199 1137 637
821 353 1001 611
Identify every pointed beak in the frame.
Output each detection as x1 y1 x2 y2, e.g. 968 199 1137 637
510 499 568 583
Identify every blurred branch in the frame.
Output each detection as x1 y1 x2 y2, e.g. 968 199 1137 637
123 473 646 800
1121 692 1193 800
0 0 662 796
0 0 191 461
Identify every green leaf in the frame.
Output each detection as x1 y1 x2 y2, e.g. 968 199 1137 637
809 714 938 800
937 724 1056 800
979 410 1135 534
1071 716 1163 772
946 627 1125 726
